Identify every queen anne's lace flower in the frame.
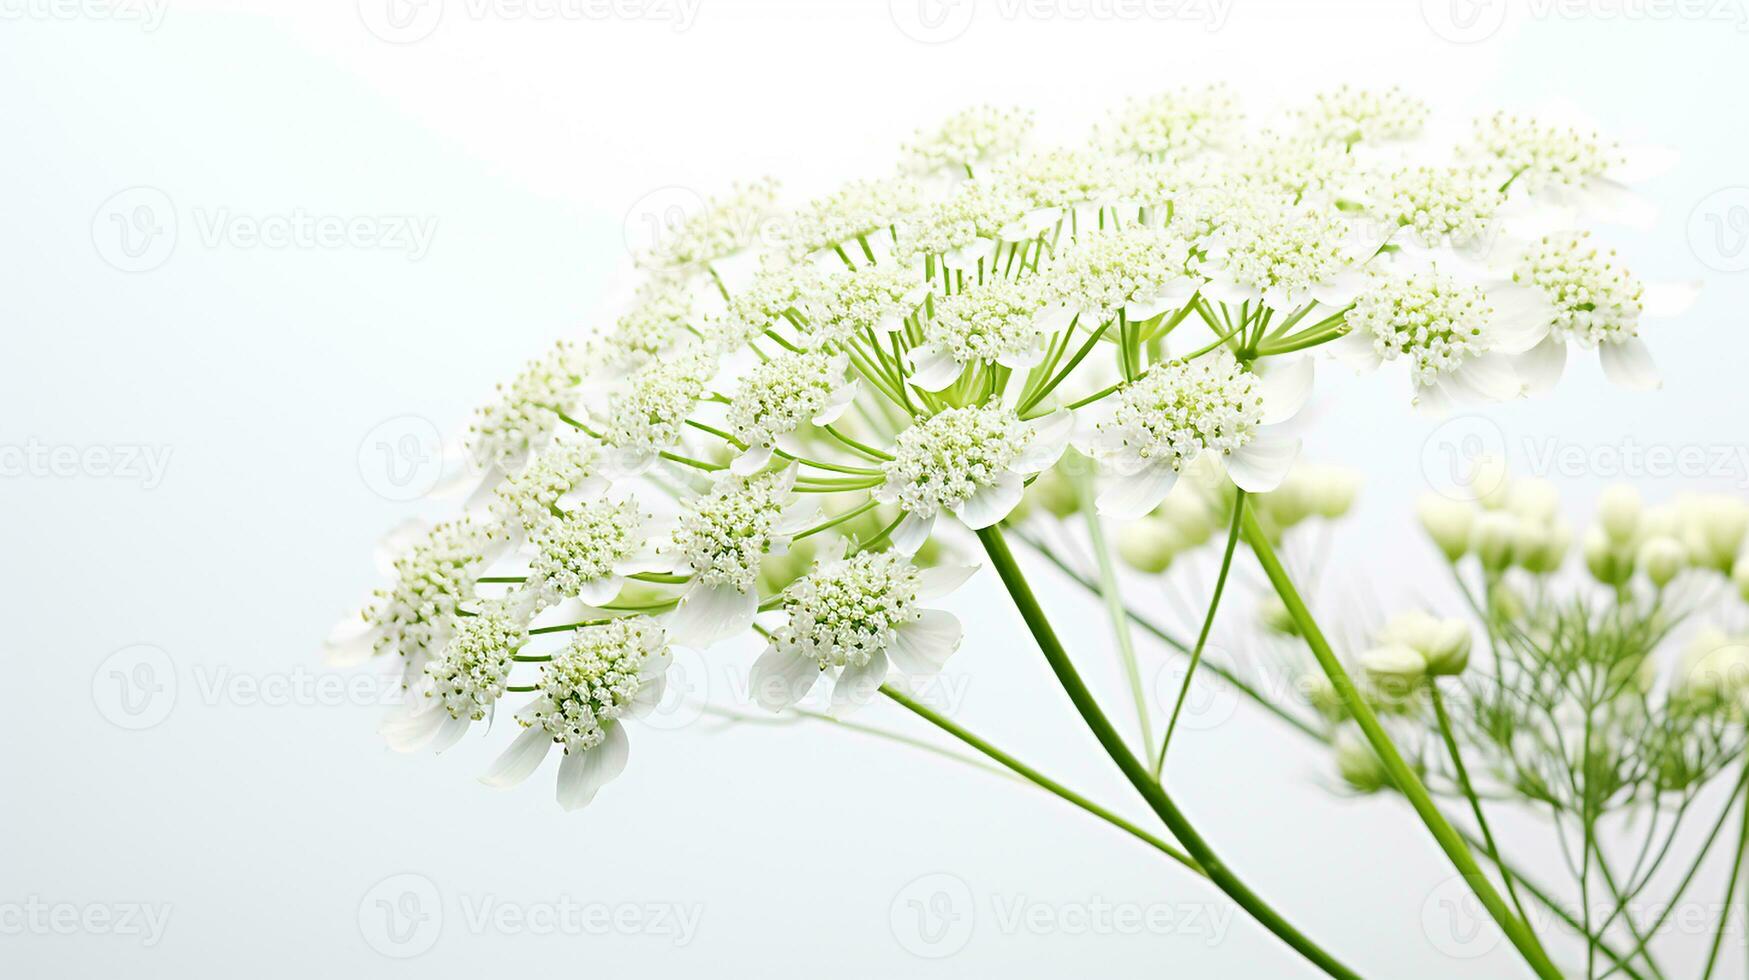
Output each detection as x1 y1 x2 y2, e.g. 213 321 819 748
527 496 651 608
1085 350 1308 516
1338 271 1520 410
908 276 1051 389
341 519 492 671
875 404 1072 549
1043 227 1198 326
1100 84 1241 159
1003 149 1123 212
602 349 716 473
1201 192 1358 309
1229 131 1356 201
903 105 1034 175
490 436 605 533
639 178 781 273
598 282 696 371
1368 166 1503 251
801 263 930 346
466 341 583 471
1468 113 1623 192
1295 85 1428 145
715 261 818 348
380 597 526 754
902 177 1036 268
750 549 972 714
665 468 816 646
1515 232 1642 349
725 350 855 474
481 617 672 811
784 177 925 259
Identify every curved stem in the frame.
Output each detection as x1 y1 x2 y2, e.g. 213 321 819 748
1242 509 1561 980
976 524 1361 980
881 685 1200 873
1156 490 1245 775
1075 474 1154 753
1702 777 1749 979
1429 684 1537 941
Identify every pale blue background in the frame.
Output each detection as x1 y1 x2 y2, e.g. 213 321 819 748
4 1 1748 976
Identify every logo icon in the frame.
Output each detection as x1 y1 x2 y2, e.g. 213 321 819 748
889 0 977 44
358 415 447 501
621 185 707 270
1420 874 1502 958
1420 0 1509 43
358 873 443 958
359 0 444 43
92 644 177 730
1152 650 1240 735
1421 414 1508 502
889 872 974 958
1688 187 1749 273
92 187 177 273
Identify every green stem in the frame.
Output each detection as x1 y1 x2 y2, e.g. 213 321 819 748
1703 779 1749 979
881 685 1200 873
1156 490 1245 776
976 524 1361 980
1075 476 1154 753
1241 509 1561 980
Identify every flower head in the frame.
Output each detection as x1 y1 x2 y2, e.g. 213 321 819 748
527 497 651 607
1338 270 1521 409
1099 84 1241 159
903 105 1034 174
784 177 925 259
876 404 1071 547
1294 85 1427 145
422 599 525 722
801 262 930 346
490 436 605 534
1369 166 1504 251
466 341 584 471
909 275 1051 388
1467 112 1623 193
1042 227 1196 325
725 349 855 473
639 178 781 273
602 349 717 472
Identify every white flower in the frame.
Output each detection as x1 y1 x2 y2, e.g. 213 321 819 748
1465 111 1670 228
1001 148 1125 214
1228 130 1357 202
724 349 857 474
1293 85 1428 146
1041 227 1199 326
382 598 527 754
1199 192 1364 310
749 549 975 715
638 178 781 274
601 349 718 474
1098 84 1241 160
597 280 697 372
875 405 1074 551
1084 349 1310 518
465 341 584 474
902 105 1034 175
907 276 1053 390
800 262 931 346
489 435 607 534
1507 232 1698 392
325 518 493 673
664 467 817 648
526 497 659 608
783 176 925 259
902 177 1038 269
1366 166 1504 253
481 617 672 811
715 260 819 349
1333 270 1523 411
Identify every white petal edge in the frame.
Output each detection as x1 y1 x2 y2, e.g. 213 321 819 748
830 649 890 718
888 610 963 675
889 510 936 555
1257 355 1314 425
952 472 1025 530
480 726 553 788
556 724 629 811
1013 410 1074 473
1096 461 1179 520
1599 336 1662 391
1226 431 1301 494
749 644 820 712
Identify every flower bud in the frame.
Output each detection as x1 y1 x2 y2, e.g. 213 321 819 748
1417 495 1476 563
1260 595 1300 637
1471 511 1518 572
1360 642 1428 683
1735 551 1749 602
1597 485 1642 543
1469 454 1512 509
1116 518 1181 574
1506 477 1560 522
1262 477 1314 530
1378 611 1471 676
1030 465 1079 518
1513 517 1571 575
1675 628 1749 714
1637 536 1687 589
1583 526 1633 586
1335 727 1390 794
1680 496 1749 574
1308 465 1360 520
1157 491 1214 547
1300 672 1342 721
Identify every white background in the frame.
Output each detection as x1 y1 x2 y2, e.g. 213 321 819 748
5 0 1749 976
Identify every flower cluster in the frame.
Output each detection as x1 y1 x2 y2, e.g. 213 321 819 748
527 618 669 753
490 436 604 533
422 600 524 721
466 341 583 470
527 496 648 607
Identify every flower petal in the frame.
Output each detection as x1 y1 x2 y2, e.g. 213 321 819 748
952 472 1025 530
1225 431 1301 493
907 345 963 391
889 510 936 555
1599 336 1662 391
1257 355 1314 425
1096 461 1179 520
576 575 625 607
556 724 629 811
916 564 978 599
1013 410 1075 473
812 378 861 425
730 443 775 476
666 582 758 648
480 726 553 788
1515 335 1568 395
749 644 819 712
888 610 963 675
1446 352 1522 403
830 650 889 717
